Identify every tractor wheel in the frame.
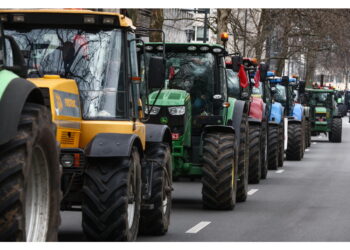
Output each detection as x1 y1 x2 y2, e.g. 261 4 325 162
236 114 249 202
278 125 284 167
286 123 303 161
267 125 279 170
0 103 60 241
202 132 237 210
139 143 172 236
248 124 261 184
305 119 311 148
260 123 268 179
329 118 342 143
82 148 141 241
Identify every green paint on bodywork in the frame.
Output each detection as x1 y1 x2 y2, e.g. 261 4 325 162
0 69 18 100
315 107 327 113
149 89 189 106
226 97 236 123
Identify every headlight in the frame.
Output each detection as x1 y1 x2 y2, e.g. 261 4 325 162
144 106 161 115
168 106 185 115
61 154 74 168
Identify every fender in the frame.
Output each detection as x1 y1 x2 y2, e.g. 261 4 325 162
248 117 261 125
203 125 235 135
292 103 304 121
249 96 263 121
229 99 247 148
145 123 172 148
269 102 284 124
0 73 44 145
85 133 144 158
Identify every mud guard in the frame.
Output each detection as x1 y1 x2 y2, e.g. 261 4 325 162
230 99 247 148
84 133 144 158
0 77 44 145
269 102 284 124
145 123 172 149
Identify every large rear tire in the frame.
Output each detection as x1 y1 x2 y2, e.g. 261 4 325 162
329 118 342 143
267 125 278 170
260 123 268 179
0 103 60 241
139 143 172 236
82 148 141 241
278 125 284 167
248 124 261 184
202 132 237 210
236 114 249 202
286 123 303 161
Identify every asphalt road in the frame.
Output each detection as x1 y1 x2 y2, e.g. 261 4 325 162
59 117 350 242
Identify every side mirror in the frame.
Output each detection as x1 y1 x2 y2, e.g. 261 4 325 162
281 76 289 85
299 80 306 94
148 56 165 89
231 55 242 73
3 35 26 77
259 63 269 82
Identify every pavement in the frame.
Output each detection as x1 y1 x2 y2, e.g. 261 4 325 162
58 117 350 242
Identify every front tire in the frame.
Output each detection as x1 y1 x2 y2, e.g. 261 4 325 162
286 123 303 161
139 143 172 236
202 132 237 210
267 125 279 170
260 123 268 179
82 148 141 241
248 124 261 184
329 118 342 143
0 103 60 241
278 125 284 167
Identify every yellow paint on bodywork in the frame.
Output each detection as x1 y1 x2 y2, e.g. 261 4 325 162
0 9 135 29
80 120 146 150
28 77 82 148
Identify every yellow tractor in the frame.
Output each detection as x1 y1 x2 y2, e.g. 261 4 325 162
1 9 173 241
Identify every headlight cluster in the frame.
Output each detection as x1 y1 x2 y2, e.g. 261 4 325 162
144 106 161 115
168 106 185 116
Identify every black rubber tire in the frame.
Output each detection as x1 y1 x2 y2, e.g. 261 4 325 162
267 125 279 170
286 123 303 161
248 124 261 184
236 114 249 202
278 125 284 167
0 103 60 241
305 119 311 148
260 123 268 179
82 148 141 241
329 118 342 143
202 132 237 210
139 143 172 236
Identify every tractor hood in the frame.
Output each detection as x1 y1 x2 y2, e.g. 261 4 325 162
315 107 327 114
148 89 189 106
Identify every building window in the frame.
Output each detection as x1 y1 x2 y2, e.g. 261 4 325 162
196 26 209 41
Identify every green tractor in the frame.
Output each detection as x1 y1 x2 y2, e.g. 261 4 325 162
140 42 249 209
305 87 342 142
0 21 60 241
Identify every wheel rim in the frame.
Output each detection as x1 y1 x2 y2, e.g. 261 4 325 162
127 159 136 229
26 146 50 242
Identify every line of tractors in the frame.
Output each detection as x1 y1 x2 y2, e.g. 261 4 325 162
0 9 343 241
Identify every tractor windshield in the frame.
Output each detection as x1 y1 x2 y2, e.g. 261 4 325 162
310 92 332 106
275 84 287 103
5 28 126 120
145 51 217 115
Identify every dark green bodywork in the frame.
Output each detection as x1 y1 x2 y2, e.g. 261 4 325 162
144 42 237 178
305 88 339 133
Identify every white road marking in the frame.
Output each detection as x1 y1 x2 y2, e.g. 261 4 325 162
312 142 317 145
186 221 211 234
305 148 310 152
275 169 284 173
247 189 259 195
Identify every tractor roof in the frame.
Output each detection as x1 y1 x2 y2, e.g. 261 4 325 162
144 42 225 54
306 88 334 93
0 9 135 29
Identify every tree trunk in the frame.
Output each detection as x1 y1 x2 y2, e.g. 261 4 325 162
149 9 164 42
216 9 232 44
304 49 317 87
